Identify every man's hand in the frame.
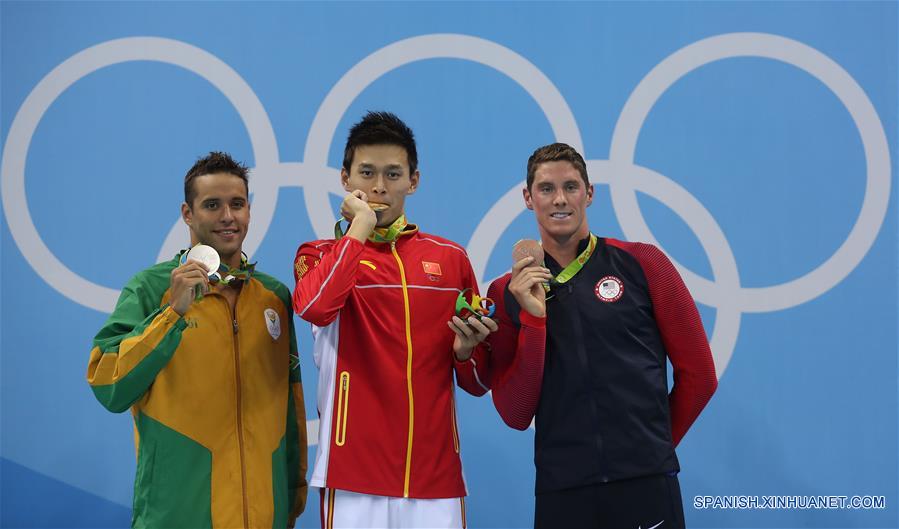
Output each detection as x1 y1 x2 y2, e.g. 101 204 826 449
448 315 498 361
170 261 211 316
341 190 377 242
509 256 553 318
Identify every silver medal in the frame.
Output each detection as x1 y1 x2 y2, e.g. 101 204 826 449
185 244 220 276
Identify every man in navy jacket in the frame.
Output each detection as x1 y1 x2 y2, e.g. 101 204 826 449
487 143 718 529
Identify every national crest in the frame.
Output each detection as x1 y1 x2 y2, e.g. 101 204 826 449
264 308 281 340
595 275 624 303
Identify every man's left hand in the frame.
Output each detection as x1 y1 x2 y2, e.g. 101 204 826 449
448 316 498 361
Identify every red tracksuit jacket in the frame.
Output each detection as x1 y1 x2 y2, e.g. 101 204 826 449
293 226 490 499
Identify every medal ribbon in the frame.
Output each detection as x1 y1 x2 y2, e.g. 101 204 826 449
212 254 255 284
334 214 413 243
179 249 256 285
545 233 598 290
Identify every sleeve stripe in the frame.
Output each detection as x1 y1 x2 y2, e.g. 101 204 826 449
299 238 352 318
87 307 182 387
419 237 467 255
354 284 460 292
468 358 490 393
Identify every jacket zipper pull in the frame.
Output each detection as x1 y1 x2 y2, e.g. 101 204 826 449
232 318 239 334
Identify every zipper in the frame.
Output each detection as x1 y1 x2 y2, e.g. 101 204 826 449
228 302 249 529
334 371 350 446
390 240 416 498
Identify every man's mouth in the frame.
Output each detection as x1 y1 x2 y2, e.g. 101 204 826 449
550 212 572 219
215 229 239 237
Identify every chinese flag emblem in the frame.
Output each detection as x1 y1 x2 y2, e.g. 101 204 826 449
422 261 442 276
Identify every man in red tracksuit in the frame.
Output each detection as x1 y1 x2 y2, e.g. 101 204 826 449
292 111 497 528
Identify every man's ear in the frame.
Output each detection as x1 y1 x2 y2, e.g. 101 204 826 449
586 183 594 207
181 202 192 226
523 187 534 210
341 167 352 191
407 170 420 195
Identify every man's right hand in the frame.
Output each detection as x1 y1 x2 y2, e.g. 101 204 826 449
170 261 211 316
508 256 553 318
341 190 377 242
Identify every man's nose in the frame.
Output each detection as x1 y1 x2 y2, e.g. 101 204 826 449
371 174 387 194
221 205 235 221
552 189 567 206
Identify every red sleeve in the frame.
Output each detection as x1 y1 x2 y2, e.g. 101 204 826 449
453 258 494 397
453 348 491 397
292 237 365 326
608 239 718 447
484 275 546 431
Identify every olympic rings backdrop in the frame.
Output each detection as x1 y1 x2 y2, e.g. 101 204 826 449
1 2 896 527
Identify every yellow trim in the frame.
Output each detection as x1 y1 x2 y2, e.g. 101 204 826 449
391 241 415 498
335 371 350 446
327 488 335 529
359 260 377 270
461 497 467 528
450 388 460 453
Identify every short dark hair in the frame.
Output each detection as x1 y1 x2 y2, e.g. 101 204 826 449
342 111 418 174
526 143 589 190
183 151 249 206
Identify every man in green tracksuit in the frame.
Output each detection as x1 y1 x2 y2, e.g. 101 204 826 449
87 151 307 528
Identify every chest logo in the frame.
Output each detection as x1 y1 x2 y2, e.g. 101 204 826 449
595 276 624 302
264 308 281 340
422 261 442 276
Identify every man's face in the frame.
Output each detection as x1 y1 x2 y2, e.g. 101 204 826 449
523 160 593 242
341 144 419 227
181 172 250 268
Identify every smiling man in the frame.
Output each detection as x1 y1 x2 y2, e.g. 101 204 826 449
87 152 307 528
485 143 718 528
292 112 496 528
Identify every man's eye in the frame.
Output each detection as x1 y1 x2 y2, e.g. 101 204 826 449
388 172 401 179
566 184 578 191
540 187 552 193
360 170 373 177
205 202 218 209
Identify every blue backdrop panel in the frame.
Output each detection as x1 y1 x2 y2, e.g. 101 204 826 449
1 2 896 527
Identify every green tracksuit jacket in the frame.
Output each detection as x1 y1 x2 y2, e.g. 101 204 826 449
87 255 307 528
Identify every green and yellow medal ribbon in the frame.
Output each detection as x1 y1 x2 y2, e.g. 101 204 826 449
179 249 256 300
212 253 255 284
334 214 413 243
543 233 598 295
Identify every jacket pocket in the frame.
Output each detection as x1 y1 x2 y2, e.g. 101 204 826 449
334 371 350 446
